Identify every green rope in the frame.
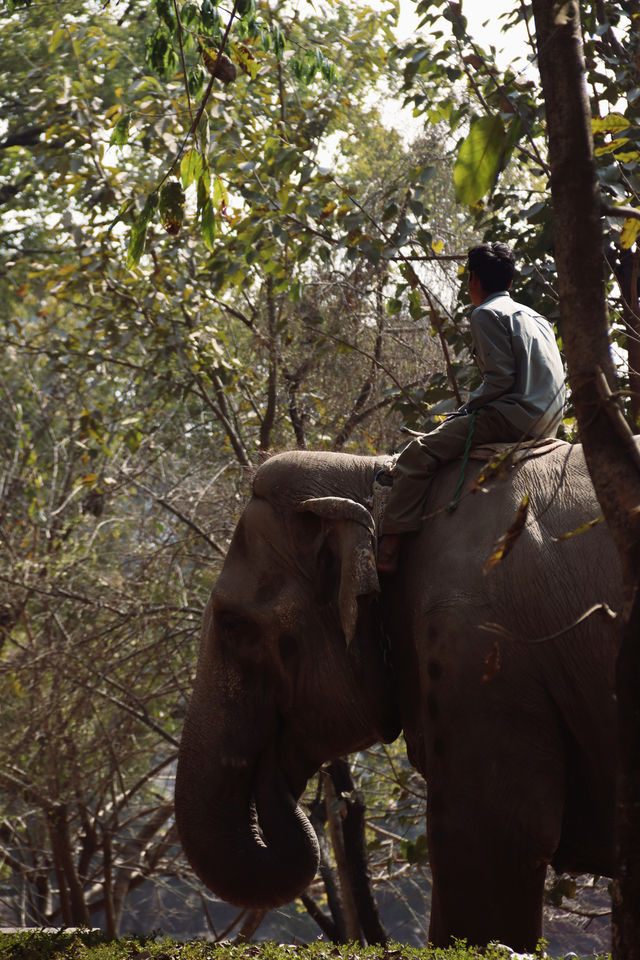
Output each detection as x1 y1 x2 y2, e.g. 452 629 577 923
446 410 477 513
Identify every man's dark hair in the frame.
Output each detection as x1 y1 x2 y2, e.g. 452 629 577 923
467 242 515 293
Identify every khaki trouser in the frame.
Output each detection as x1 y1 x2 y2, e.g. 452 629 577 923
380 407 529 534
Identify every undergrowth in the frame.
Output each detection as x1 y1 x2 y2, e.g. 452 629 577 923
0 932 611 960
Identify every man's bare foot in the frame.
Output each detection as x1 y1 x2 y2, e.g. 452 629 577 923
377 534 401 574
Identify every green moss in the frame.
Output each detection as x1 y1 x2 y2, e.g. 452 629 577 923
0 933 612 960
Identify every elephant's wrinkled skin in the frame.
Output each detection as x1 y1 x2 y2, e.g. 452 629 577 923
175 444 619 950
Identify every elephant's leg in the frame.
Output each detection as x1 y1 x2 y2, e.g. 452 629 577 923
427 815 547 950
421 683 564 949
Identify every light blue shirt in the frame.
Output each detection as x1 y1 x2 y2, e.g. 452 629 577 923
463 291 566 438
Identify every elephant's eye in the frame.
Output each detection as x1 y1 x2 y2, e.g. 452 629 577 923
217 611 262 661
219 612 252 641
219 612 242 634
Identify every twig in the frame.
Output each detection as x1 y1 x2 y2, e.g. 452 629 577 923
595 364 640 473
172 0 194 124
480 601 618 644
603 203 640 220
126 477 227 556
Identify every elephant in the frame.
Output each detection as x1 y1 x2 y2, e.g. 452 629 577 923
174 442 620 951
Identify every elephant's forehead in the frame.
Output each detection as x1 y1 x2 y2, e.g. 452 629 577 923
252 449 381 506
253 452 331 505
234 496 286 549
214 499 291 597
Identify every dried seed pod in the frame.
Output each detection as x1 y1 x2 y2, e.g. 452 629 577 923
159 180 186 236
202 49 237 84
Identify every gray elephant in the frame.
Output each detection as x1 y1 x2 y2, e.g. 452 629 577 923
174 443 619 951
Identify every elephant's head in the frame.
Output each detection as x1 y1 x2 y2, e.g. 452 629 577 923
174 451 400 909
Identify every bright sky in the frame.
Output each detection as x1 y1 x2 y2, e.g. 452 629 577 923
380 0 533 138
396 0 532 67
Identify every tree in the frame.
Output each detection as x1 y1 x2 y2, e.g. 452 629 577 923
1 0 463 938
0 321 224 933
530 1 640 954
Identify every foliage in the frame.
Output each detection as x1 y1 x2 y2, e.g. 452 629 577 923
0 931 590 960
0 0 468 938
0 300 241 930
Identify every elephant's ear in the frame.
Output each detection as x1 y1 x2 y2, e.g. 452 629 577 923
297 497 379 646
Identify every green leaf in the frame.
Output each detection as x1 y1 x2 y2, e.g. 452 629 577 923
271 25 285 59
109 113 132 148
408 289 424 320
201 0 220 31
403 832 428 864
180 147 204 188
49 26 67 52
552 514 604 542
146 28 178 77
196 168 211 210
212 177 227 207
106 198 134 237
126 193 158 269
454 115 506 206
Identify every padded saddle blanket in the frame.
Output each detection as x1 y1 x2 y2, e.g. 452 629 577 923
467 436 568 464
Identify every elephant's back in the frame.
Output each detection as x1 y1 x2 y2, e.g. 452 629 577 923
402 440 621 640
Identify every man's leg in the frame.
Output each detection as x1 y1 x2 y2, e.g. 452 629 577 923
377 409 524 573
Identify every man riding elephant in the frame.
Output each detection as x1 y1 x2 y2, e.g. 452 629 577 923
377 242 566 574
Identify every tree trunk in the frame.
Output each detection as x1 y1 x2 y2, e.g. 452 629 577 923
234 909 267 942
102 831 117 939
308 786 347 942
617 247 640 428
327 759 388 945
531 1 640 955
323 767 363 943
47 804 90 926
614 589 640 955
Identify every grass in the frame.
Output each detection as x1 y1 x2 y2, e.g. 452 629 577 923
0 931 612 960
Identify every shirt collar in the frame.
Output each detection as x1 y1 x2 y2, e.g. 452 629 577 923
481 290 511 307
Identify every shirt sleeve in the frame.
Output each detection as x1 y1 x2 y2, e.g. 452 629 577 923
465 306 516 411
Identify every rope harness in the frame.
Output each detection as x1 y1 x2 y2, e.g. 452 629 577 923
445 410 477 514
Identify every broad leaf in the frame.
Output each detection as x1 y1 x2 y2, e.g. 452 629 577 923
126 193 158 269
180 148 204 188
621 216 640 250
483 493 530 573
454 115 506 207
109 113 132 147
592 113 630 134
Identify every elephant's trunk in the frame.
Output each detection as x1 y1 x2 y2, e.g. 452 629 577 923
174 679 319 908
